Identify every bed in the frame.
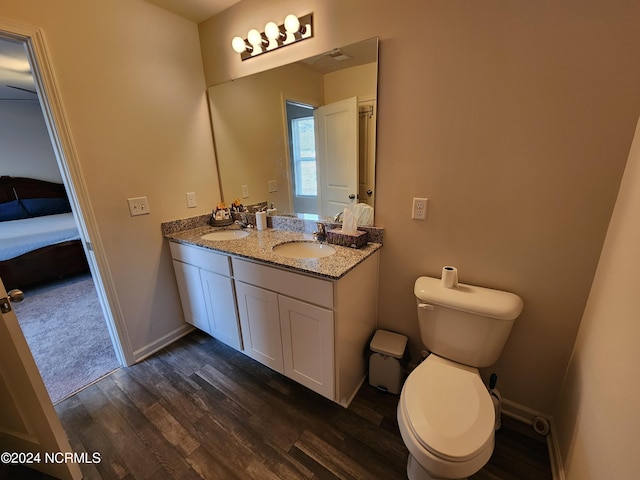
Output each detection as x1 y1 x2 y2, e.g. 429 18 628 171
0 176 89 290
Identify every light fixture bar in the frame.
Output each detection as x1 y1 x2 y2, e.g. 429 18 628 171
231 13 314 61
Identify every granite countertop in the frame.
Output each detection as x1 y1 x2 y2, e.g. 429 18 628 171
165 225 382 280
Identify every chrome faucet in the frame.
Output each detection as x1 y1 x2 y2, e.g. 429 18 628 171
235 212 253 228
313 222 327 242
334 211 344 223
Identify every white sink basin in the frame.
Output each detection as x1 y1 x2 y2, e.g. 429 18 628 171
201 230 250 241
272 241 336 259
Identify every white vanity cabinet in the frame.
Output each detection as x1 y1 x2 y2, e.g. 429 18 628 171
232 251 379 406
169 238 380 407
169 242 241 350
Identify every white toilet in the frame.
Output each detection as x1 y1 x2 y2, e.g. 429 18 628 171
397 275 523 480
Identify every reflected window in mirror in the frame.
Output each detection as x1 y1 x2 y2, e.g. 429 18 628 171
287 101 318 215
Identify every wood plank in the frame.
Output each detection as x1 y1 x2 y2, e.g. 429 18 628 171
294 430 375 480
55 395 131 479
142 402 200 458
75 385 160 479
185 445 240 480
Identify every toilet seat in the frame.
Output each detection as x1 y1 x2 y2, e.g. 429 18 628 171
402 355 495 462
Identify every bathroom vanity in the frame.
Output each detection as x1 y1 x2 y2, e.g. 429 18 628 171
164 222 381 407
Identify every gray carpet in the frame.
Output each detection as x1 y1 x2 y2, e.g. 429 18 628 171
13 273 120 404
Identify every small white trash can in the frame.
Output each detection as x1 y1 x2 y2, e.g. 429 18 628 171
369 329 408 394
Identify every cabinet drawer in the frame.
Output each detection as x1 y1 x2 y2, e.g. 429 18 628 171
232 258 333 309
170 241 231 276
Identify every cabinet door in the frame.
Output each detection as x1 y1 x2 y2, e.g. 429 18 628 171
172 260 210 334
200 269 241 350
279 295 334 399
235 281 284 373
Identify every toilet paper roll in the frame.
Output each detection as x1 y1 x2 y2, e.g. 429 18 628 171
255 211 267 231
441 266 458 288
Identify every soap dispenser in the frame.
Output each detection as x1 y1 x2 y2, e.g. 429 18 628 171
266 203 277 216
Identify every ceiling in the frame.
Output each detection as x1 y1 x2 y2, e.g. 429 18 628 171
0 38 37 101
144 0 241 23
0 0 239 101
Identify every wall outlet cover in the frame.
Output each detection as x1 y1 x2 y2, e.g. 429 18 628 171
186 192 197 208
411 197 428 220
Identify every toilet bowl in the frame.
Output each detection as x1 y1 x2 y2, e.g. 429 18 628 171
397 355 496 480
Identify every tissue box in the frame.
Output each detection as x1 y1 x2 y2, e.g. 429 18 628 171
326 228 368 249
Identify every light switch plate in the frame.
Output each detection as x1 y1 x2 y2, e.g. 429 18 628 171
241 184 250 198
127 196 150 216
268 180 277 193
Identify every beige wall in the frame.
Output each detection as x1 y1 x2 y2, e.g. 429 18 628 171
1 0 221 356
554 117 640 479
200 0 640 414
324 62 377 104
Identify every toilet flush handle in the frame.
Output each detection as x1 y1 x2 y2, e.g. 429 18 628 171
418 303 435 310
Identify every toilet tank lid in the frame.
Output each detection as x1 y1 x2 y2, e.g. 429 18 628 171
414 276 523 320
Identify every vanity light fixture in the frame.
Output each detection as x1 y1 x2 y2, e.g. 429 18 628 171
231 13 313 61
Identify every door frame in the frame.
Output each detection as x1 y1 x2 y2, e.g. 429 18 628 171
0 18 134 366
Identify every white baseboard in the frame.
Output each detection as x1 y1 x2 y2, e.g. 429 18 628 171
133 323 195 362
501 398 565 480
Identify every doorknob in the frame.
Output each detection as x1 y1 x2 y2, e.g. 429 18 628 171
8 289 24 303
367 189 373 196
1 290 24 314
349 194 356 200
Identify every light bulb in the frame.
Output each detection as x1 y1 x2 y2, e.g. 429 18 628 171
264 22 281 40
247 29 263 47
284 14 300 33
231 36 247 53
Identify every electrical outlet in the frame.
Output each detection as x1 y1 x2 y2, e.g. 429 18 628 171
241 184 250 198
268 180 277 193
186 192 197 208
411 197 428 220
127 196 150 216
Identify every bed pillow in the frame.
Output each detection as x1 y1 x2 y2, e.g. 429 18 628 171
21 197 72 217
0 199 30 222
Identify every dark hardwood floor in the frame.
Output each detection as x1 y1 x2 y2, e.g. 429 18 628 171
12 331 552 479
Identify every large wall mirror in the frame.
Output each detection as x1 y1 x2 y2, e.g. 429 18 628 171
208 37 378 224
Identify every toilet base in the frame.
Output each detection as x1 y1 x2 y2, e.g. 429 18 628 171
407 454 467 480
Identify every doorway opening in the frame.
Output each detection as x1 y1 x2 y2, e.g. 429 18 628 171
0 31 125 403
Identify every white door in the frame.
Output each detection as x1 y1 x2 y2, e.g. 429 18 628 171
315 97 359 219
200 269 242 350
172 260 211 334
235 282 284 373
0 279 82 480
279 295 334 400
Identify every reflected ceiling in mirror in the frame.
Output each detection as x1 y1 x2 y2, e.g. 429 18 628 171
208 37 378 223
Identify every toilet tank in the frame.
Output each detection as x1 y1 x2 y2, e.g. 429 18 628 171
414 276 523 368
